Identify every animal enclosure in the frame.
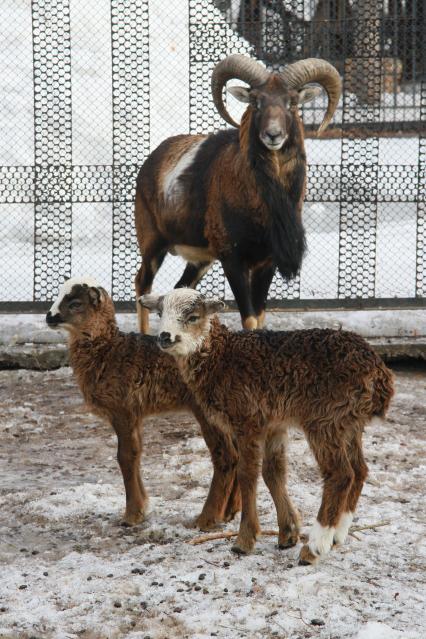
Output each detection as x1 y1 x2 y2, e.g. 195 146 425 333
0 0 425 309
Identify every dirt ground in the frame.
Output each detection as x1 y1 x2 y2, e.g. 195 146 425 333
0 364 425 639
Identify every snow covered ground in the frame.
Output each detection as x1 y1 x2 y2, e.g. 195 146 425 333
0 365 425 638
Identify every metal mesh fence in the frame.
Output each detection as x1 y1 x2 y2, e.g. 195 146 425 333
0 0 424 309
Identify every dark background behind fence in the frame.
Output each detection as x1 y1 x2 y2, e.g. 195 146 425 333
0 0 425 310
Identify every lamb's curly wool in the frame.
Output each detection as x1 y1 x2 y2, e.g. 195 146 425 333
144 287 394 563
46 280 240 529
179 318 394 562
185 319 393 425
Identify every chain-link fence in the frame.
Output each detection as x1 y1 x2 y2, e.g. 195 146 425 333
0 0 425 310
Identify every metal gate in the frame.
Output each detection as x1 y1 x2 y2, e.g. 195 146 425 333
0 0 425 310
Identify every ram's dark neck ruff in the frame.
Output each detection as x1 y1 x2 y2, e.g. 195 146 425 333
247 114 306 279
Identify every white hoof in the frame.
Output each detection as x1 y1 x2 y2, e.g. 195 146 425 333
308 520 335 557
333 512 353 545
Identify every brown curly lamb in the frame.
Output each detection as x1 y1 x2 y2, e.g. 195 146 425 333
46 277 240 529
141 288 394 564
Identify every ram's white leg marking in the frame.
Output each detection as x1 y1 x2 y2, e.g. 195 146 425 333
308 520 335 557
333 511 353 545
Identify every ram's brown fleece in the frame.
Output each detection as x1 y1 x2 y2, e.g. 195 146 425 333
49 287 240 529
176 317 394 560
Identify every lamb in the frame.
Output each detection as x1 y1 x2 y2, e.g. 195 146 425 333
46 277 240 529
141 288 395 564
134 54 341 333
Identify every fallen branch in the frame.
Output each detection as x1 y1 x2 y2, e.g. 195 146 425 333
349 532 362 541
188 520 390 546
350 520 390 534
188 529 279 546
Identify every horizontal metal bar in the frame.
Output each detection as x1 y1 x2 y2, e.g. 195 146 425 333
1 297 425 314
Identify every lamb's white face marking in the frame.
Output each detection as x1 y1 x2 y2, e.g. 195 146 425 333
163 140 205 204
308 520 335 557
157 288 209 357
333 511 353 546
49 276 102 316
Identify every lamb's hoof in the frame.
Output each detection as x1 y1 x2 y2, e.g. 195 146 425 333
231 533 256 555
298 544 319 566
278 538 298 550
121 509 145 527
231 544 249 555
278 529 299 549
194 513 223 532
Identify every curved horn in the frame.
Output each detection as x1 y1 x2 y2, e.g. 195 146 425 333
280 58 342 133
211 54 270 127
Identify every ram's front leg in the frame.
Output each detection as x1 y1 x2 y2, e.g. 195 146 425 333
251 261 275 329
112 416 148 526
222 256 258 330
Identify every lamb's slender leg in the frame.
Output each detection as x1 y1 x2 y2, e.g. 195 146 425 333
262 427 300 548
221 257 257 330
191 403 240 530
334 433 368 546
175 261 213 289
223 472 242 523
112 417 147 526
299 424 354 565
232 435 262 554
251 262 275 329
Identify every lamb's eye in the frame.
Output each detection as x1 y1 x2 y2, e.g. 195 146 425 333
69 300 82 311
187 315 199 323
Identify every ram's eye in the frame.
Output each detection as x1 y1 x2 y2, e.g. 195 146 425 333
69 300 82 310
187 315 199 323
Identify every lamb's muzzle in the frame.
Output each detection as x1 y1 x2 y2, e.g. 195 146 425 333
140 290 224 357
45 310 61 326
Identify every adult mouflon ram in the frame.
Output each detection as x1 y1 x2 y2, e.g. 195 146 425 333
135 54 341 332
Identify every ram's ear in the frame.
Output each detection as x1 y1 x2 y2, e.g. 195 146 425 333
297 86 323 104
88 286 103 308
204 299 226 315
227 85 251 103
139 294 163 311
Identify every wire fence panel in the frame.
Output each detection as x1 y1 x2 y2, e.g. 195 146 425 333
0 0 425 309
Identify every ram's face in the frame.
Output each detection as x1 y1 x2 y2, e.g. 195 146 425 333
46 277 104 333
252 83 294 151
140 289 225 357
228 74 323 151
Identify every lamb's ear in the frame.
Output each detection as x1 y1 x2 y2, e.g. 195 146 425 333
139 294 163 311
87 286 103 308
227 85 251 104
297 86 323 104
204 299 226 315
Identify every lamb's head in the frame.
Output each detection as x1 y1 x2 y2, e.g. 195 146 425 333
140 288 225 357
211 54 342 148
46 276 113 335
